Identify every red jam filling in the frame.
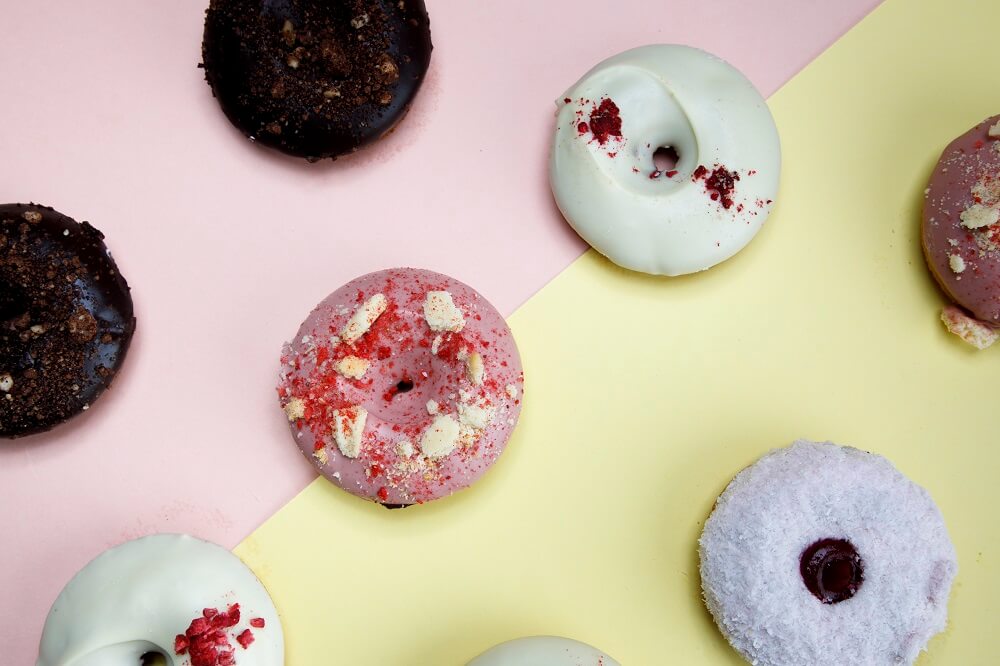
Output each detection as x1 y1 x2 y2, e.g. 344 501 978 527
799 538 864 604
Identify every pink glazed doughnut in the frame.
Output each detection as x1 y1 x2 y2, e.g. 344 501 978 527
277 268 524 506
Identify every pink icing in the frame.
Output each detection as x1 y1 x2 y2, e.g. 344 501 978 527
277 268 524 505
922 115 1000 325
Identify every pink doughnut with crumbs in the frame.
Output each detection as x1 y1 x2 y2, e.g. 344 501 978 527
277 268 524 506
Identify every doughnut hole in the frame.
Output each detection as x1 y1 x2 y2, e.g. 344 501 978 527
367 339 464 424
652 146 679 174
140 652 168 666
800 538 865 604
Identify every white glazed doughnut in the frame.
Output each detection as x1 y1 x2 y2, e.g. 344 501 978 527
37 534 283 666
699 441 957 666
467 636 619 666
549 44 780 276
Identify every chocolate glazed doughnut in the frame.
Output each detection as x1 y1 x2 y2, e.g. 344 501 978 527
0 204 135 438
201 0 433 161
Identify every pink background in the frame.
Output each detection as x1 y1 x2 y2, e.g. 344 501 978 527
0 0 879 660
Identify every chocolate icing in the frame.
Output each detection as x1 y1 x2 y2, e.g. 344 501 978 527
202 0 433 161
0 204 135 438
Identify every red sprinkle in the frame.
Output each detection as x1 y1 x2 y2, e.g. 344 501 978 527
174 604 256 666
377 486 389 501
250 618 266 629
577 121 589 135
693 164 741 210
236 629 255 649
587 98 623 145
664 170 678 178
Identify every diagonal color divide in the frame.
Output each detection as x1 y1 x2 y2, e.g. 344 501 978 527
0 0 884 662
236 0 1000 663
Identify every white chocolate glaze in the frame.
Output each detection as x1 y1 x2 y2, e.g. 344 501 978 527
37 534 283 666
550 45 780 275
467 636 620 666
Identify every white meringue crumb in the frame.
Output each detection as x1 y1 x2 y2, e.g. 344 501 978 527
423 291 466 332
340 294 388 344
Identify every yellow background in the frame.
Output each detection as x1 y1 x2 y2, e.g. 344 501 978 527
236 0 1000 662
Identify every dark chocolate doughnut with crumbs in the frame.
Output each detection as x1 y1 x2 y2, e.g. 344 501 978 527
202 0 432 161
0 204 135 438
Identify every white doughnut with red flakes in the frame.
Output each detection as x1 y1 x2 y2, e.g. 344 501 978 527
277 268 524 505
549 45 780 276
37 534 283 666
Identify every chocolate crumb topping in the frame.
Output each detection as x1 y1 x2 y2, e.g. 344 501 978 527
0 204 135 438
202 0 432 160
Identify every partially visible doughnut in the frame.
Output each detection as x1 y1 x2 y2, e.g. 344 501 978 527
202 0 433 160
1 203 135 438
467 636 620 666
922 115 1000 348
699 440 957 666
37 534 283 666
549 45 780 276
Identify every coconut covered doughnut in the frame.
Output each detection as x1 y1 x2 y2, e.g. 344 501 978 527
1 203 135 438
549 45 780 276
922 115 1000 349
467 637 620 666
699 440 957 666
37 534 283 666
202 0 432 160
277 268 524 506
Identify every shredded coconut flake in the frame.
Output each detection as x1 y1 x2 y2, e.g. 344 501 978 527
948 254 966 274
426 399 439 415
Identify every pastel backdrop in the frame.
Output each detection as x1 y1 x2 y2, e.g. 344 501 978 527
234 0 1000 662
8 0 997 664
